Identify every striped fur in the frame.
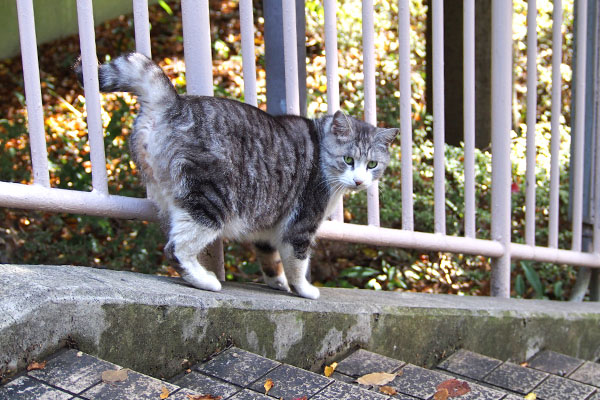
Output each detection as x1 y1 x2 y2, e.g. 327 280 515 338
77 52 397 299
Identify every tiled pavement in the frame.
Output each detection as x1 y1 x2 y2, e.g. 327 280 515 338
1 347 599 399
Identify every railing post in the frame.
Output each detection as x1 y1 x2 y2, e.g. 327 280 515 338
15 0 50 188
490 0 513 298
181 0 224 281
263 0 306 116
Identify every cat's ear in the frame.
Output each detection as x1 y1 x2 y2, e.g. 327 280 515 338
331 110 353 138
376 127 399 146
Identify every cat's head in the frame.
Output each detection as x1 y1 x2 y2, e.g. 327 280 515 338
321 110 398 191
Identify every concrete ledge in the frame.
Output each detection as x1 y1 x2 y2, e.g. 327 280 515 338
1 264 599 380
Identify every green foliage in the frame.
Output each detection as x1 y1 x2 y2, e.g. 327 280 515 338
0 0 582 300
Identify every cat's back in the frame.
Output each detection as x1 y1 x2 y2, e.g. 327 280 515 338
148 95 321 233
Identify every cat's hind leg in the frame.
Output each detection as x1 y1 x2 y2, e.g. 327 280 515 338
166 208 222 292
278 243 320 299
254 242 291 292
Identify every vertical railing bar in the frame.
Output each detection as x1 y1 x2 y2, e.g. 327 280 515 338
548 0 562 248
132 0 152 58
240 0 258 108
76 0 109 195
181 0 213 96
571 0 588 252
525 0 537 246
490 0 513 298
324 0 344 222
15 0 50 188
432 0 446 234
281 0 300 115
362 0 380 226
463 0 475 238
594 59 600 255
180 0 224 281
398 0 414 231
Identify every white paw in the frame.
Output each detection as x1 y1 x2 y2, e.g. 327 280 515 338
293 282 320 300
182 271 222 292
263 273 291 292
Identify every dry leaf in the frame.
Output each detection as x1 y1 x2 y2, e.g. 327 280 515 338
436 379 471 397
291 397 307 400
324 362 338 377
434 388 449 400
186 395 222 400
160 386 170 399
524 394 537 400
27 361 47 371
264 378 274 394
379 385 397 395
356 372 396 386
101 368 129 383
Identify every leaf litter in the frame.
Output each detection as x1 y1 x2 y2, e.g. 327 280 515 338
26 361 47 371
434 379 471 398
356 372 398 386
101 368 129 383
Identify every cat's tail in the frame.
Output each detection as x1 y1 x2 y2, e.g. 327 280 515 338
74 52 178 107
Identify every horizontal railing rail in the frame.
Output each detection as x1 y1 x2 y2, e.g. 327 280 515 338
2 0 599 299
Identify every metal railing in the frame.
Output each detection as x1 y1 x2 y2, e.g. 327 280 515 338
2 0 599 298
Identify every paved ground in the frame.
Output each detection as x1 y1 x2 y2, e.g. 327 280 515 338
2 346 599 399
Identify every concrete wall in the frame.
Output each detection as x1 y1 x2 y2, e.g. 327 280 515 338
1 0 155 60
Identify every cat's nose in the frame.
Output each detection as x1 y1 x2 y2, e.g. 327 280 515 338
354 179 363 186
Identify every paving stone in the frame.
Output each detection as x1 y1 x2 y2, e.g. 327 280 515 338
568 361 600 387
336 349 404 377
27 349 119 394
445 381 506 400
0 375 73 400
311 380 389 400
586 391 600 400
173 371 240 398
386 364 453 399
197 347 280 387
166 388 210 400
79 369 178 400
527 350 584 377
330 371 356 384
483 362 547 394
533 374 596 400
249 364 332 399
501 394 527 400
228 388 272 400
437 349 503 380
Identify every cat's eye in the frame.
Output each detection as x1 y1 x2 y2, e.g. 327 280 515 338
343 156 354 165
367 161 378 169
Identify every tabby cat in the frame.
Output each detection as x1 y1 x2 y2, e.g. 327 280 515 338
76 53 397 299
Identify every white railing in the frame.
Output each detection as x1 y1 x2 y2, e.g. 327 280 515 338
3 0 598 298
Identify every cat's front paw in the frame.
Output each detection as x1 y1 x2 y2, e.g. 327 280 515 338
182 270 222 292
293 282 320 300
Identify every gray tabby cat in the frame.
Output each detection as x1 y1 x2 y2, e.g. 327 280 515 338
77 52 397 299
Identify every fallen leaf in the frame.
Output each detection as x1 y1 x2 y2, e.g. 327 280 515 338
434 388 449 400
379 385 397 395
324 362 338 377
27 361 47 371
264 378 274 394
291 397 307 400
160 386 170 399
520 362 529 367
356 372 396 386
524 394 537 400
186 395 222 400
76 351 83 357
436 379 471 397
101 368 129 383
